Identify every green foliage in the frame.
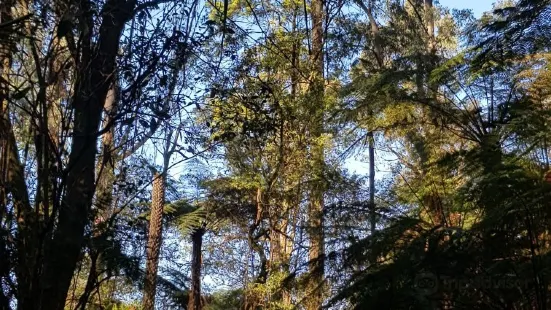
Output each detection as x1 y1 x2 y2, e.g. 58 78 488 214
110 302 142 310
332 2 551 309
164 200 208 234
6 0 551 308
205 289 244 310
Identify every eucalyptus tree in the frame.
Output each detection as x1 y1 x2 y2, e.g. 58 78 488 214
199 0 324 307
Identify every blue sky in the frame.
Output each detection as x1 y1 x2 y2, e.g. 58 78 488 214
439 0 494 17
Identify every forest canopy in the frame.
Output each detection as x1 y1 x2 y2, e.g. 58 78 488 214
2 0 551 309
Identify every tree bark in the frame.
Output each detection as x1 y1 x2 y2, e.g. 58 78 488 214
143 172 166 310
270 197 293 306
77 83 118 309
95 84 118 222
424 0 435 55
0 2 39 308
0 5 15 306
188 227 205 310
306 0 325 307
368 133 376 235
38 1 136 309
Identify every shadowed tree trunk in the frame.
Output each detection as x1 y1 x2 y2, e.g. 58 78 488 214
76 83 118 310
0 2 38 309
36 0 138 309
354 0 381 260
419 0 445 229
1 0 189 308
368 134 376 235
0 3 15 308
143 172 166 310
270 197 293 306
366 0 378 238
188 227 205 310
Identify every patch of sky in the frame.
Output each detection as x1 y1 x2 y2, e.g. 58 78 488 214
343 0 495 177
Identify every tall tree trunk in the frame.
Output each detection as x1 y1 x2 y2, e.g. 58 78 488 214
141 76 178 310
368 133 376 235
424 0 435 55
0 4 15 307
1 110 36 310
38 1 135 308
270 198 293 306
421 0 445 228
366 0 379 237
77 83 118 310
0 2 39 309
95 84 118 223
143 172 166 310
404 0 444 229
188 227 205 310
306 0 325 307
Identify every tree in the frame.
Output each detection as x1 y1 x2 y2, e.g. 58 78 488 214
142 172 165 310
334 1 551 309
0 0 206 308
188 225 206 310
5 0 551 309
305 0 326 307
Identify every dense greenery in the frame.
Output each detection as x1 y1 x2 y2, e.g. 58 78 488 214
2 0 551 309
